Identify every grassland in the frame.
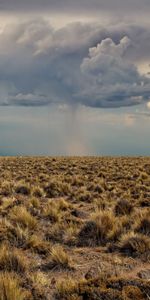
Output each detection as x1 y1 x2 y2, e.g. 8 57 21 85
0 156 149 299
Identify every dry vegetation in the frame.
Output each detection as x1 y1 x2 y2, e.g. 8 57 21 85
0 156 149 299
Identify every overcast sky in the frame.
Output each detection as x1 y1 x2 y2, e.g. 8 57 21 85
0 0 150 155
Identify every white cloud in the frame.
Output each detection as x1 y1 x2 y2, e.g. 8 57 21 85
78 37 150 107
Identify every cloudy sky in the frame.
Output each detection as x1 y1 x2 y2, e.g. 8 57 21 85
0 0 150 155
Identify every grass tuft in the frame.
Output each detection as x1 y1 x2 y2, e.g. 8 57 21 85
78 210 115 246
0 244 28 273
118 232 150 258
114 199 133 216
45 244 73 270
10 206 37 230
0 272 29 300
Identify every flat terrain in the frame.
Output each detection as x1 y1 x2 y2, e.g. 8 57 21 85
0 157 149 299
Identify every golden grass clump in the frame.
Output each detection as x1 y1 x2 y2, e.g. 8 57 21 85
63 222 78 246
44 181 61 198
10 206 37 230
114 199 133 216
0 181 12 196
109 215 132 243
29 197 40 209
43 198 69 223
77 190 92 202
0 218 12 243
0 198 14 211
44 180 71 198
56 277 78 299
8 224 30 248
0 244 28 273
32 186 44 198
139 171 149 180
78 210 116 246
56 198 70 211
46 244 73 270
0 220 30 248
0 272 29 300
43 202 60 223
30 271 49 287
27 234 50 255
118 232 150 258
0 180 12 197
135 212 150 237
45 222 64 243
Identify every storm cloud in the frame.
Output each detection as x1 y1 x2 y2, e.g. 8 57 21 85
0 0 150 16
0 19 150 108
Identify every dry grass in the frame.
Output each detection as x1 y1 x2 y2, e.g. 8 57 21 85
0 157 149 299
10 206 37 229
0 181 12 196
135 212 150 236
45 244 73 270
0 243 28 273
118 232 150 258
78 210 116 246
114 199 133 216
56 277 78 299
27 234 50 255
32 186 44 198
29 197 40 209
0 272 29 300
43 202 61 223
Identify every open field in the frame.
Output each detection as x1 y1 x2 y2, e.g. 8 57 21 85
0 156 149 299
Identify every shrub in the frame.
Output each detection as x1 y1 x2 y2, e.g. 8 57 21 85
15 182 30 195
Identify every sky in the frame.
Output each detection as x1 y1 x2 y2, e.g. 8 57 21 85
0 0 150 155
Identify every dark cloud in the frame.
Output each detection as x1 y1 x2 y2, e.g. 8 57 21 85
0 20 150 108
0 0 150 15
